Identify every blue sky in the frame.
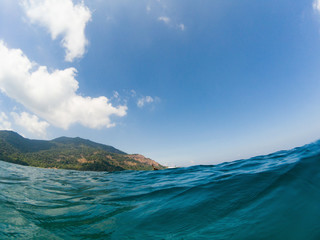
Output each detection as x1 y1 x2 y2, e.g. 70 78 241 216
1 0 320 166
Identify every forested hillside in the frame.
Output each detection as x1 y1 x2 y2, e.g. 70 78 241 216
0 131 165 172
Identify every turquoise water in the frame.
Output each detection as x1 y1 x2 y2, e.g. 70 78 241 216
2 141 320 239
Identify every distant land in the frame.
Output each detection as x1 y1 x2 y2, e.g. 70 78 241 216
0 131 166 172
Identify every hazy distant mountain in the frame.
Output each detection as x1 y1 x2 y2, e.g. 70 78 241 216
0 131 165 172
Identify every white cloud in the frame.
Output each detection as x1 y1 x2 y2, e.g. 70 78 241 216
0 41 127 129
137 96 154 108
314 0 320 12
178 23 185 31
113 91 119 99
158 16 185 31
0 112 12 130
11 112 49 137
158 16 170 24
22 0 91 62
131 89 137 97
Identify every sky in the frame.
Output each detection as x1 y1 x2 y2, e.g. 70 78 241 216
1 0 320 167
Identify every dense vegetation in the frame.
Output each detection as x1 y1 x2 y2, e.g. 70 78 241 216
0 131 166 172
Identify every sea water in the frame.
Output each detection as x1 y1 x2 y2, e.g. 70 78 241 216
1 141 320 239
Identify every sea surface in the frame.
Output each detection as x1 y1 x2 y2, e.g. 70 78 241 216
2 141 320 239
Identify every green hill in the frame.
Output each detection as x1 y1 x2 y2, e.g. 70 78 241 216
0 131 165 172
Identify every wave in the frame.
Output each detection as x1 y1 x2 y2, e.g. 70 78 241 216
1 141 320 239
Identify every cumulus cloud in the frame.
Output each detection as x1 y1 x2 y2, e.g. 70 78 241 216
158 16 170 24
0 112 12 130
0 41 127 129
137 96 154 108
22 0 91 62
11 112 49 137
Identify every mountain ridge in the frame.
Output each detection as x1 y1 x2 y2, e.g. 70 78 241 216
0 130 165 172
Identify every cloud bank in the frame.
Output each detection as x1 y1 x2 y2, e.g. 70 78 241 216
0 41 127 129
22 0 91 62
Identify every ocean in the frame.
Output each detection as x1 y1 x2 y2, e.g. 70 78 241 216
1 140 320 239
